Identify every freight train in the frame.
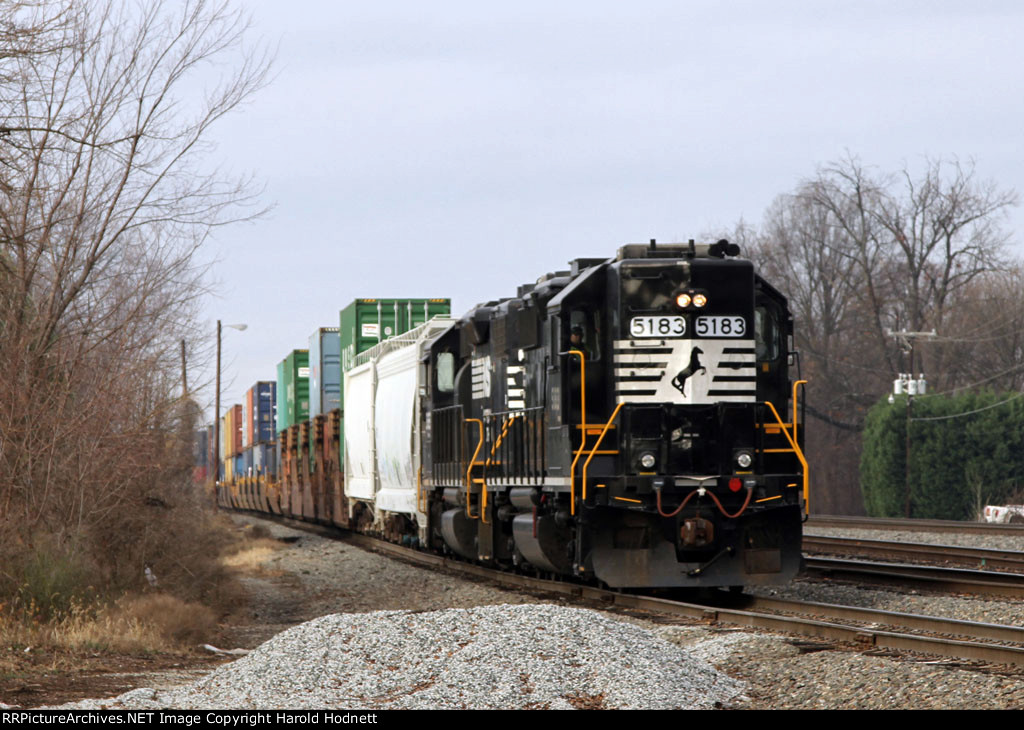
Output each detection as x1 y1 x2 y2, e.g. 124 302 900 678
209 239 808 589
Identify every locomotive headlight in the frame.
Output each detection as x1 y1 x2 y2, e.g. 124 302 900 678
735 450 754 469
675 293 692 308
693 293 708 308
640 452 657 470
671 428 693 450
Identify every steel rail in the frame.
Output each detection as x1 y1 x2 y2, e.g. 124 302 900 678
743 595 1024 646
804 535 1024 573
805 556 1024 598
807 515 1024 536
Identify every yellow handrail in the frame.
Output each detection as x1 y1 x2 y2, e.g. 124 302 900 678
792 379 807 445
567 349 587 516
465 418 484 519
763 400 809 515
481 414 521 524
581 403 624 504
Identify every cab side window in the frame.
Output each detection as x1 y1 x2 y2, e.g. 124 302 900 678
754 306 780 362
568 309 602 361
436 352 455 393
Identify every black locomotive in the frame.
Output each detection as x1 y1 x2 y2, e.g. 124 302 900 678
424 240 806 588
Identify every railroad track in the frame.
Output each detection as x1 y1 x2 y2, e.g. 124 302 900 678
804 535 1024 572
256 516 1024 669
801 535 1024 597
807 514 1024 536
804 556 1024 598
734 594 1024 667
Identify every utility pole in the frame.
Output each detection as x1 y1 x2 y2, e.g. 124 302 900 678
887 330 936 518
180 339 188 399
214 320 221 493
887 329 937 377
214 321 247 499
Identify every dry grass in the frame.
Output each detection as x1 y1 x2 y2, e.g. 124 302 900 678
116 594 218 647
0 517 282 668
220 540 284 575
0 593 217 657
218 520 287 577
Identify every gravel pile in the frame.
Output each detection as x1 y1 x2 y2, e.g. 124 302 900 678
56 605 746 710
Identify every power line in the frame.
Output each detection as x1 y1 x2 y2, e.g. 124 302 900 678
910 391 1024 421
921 362 1024 398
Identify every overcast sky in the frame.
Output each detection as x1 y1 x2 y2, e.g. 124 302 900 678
199 0 1024 414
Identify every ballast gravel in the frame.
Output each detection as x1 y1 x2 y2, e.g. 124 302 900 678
57 605 746 710
39 517 1024 710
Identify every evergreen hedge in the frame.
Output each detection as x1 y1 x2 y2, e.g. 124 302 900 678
860 391 1024 520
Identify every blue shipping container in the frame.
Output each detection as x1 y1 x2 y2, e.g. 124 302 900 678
247 380 277 444
309 327 341 417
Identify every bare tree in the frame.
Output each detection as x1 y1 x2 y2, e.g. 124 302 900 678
800 156 1017 379
0 0 269 354
744 156 1019 514
929 267 1024 393
0 0 270 603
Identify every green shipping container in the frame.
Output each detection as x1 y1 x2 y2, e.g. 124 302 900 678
337 298 450 468
276 349 310 433
338 298 451 409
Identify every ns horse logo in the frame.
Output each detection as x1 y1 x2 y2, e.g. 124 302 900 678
670 346 706 396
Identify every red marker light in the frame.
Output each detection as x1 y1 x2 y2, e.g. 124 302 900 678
728 477 742 492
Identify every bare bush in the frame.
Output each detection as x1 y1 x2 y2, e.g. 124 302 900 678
0 0 269 608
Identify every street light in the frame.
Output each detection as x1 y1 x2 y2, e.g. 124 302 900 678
214 321 247 496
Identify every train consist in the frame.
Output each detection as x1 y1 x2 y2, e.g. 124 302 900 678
210 240 808 589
